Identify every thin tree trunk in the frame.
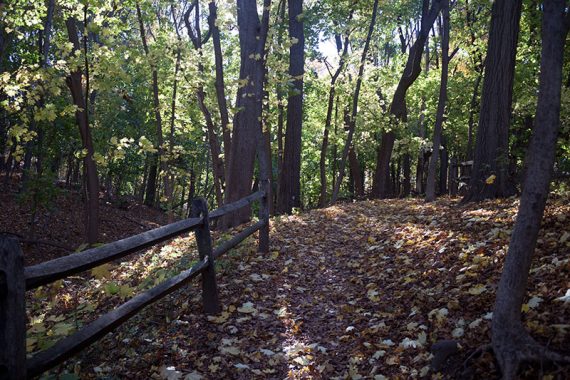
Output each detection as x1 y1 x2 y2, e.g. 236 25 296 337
208 1 231 173
331 95 339 192
416 37 429 195
136 3 164 207
65 17 99 244
167 4 183 221
401 153 411 197
425 0 449 202
373 0 442 199
330 0 379 204
185 1 225 207
318 24 352 207
491 2 569 377
466 67 483 161
274 0 286 209
348 145 363 197
439 139 448 194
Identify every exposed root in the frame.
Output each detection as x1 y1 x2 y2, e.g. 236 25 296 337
492 329 570 380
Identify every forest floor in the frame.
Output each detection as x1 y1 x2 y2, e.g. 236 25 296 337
0 178 172 265
16 187 570 379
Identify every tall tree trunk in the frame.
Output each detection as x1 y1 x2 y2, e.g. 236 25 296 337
331 95 339 192
372 0 442 199
319 25 352 207
401 153 411 197
137 2 164 207
491 2 569 378
208 0 231 174
65 18 99 245
466 67 483 161
425 0 449 202
330 0 379 204
348 145 364 197
274 0 286 209
277 0 305 214
462 0 521 202
416 37 430 194
167 4 182 221
185 0 225 207
438 139 448 194
221 0 271 228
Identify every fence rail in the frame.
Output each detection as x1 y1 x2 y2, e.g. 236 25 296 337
0 186 270 379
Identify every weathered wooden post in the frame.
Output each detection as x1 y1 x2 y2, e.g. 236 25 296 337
258 179 270 253
0 235 26 380
191 198 221 315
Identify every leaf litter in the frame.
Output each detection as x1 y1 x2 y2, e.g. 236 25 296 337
27 197 570 378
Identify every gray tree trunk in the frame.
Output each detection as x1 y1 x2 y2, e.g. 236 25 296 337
221 0 271 228
277 0 305 214
462 0 521 202
372 0 442 198
491 2 569 378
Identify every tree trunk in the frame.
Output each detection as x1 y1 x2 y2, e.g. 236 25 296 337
372 0 442 199
401 153 411 197
221 0 271 228
208 1 231 174
462 0 522 202
491 2 569 378
184 0 225 207
65 18 99 245
466 67 483 161
277 0 305 214
137 2 165 208
348 145 364 197
319 27 352 207
439 139 448 195
330 0 379 204
425 2 449 202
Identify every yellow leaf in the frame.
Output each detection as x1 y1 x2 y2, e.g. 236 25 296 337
468 284 487 295
485 174 496 184
91 264 112 280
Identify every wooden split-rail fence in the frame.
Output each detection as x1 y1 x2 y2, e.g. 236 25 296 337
0 181 270 379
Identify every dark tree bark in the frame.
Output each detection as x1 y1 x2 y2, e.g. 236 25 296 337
425 0 449 202
330 0 379 204
372 0 442 199
184 0 225 207
208 1 231 175
318 18 353 207
221 0 271 228
137 2 164 207
465 0 485 162
401 153 411 197
438 139 448 194
491 2 569 378
273 0 286 209
166 4 183 220
415 37 430 195
462 0 522 202
277 0 305 214
348 145 364 197
65 18 99 245
466 68 483 161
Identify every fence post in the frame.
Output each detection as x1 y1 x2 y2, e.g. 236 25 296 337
191 198 221 315
0 235 26 380
258 179 270 253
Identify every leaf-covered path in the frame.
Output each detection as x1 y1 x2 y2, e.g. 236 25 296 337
29 198 570 379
